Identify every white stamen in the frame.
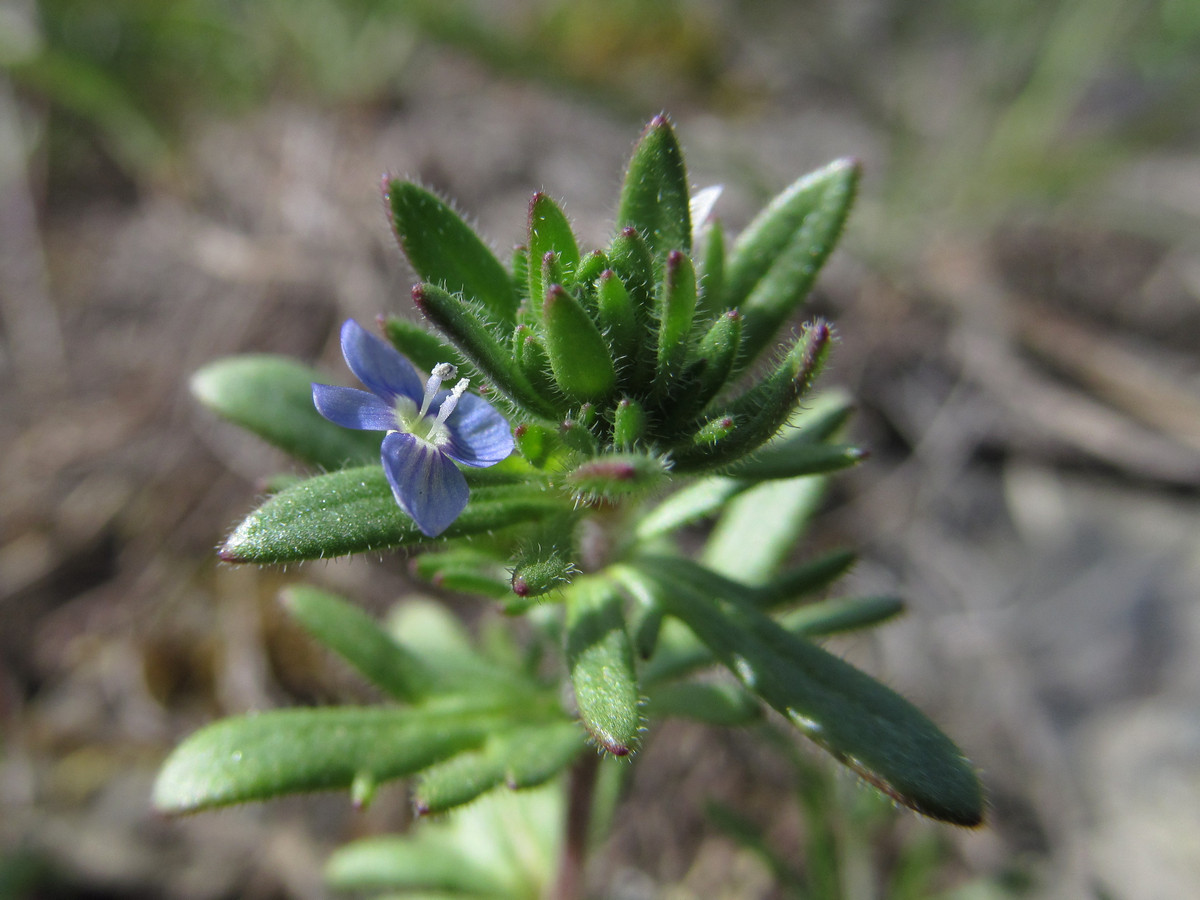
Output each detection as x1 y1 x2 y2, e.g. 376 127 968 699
435 378 470 426
419 362 458 418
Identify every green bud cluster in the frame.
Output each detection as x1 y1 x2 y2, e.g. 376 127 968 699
385 115 859 480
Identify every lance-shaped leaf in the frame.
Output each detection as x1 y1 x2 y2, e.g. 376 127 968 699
629 556 984 826
672 320 831 472
596 270 639 373
612 397 647 448
219 467 564 563
326 834 506 896
381 315 463 377
281 585 433 702
154 706 500 814
725 159 860 369
697 218 726 320
723 441 866 480
327 784 561 896
607 227 656 314
617 114 692 257
414 721 584 815
190 356 380 470
655 250 698 393
645 681 761 727
412 283 559 419
575 248 609 286
528 193 580 307
680 309 742 418
777 595 905 637
542 284 616 403
635 476 749 541
565 577 641 755
704 476 826 584
748 548 858 610
385 179 518 324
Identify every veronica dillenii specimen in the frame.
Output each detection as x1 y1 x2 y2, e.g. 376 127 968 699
312 319 514 536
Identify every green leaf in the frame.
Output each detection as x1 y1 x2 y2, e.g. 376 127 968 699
381 315 464 376
612 397 648 449
628 557 985 826
327 783 561 896
635 477 749 541
596 270 640 375
154 706 499 814
528 193 580 306
672 320 831 472
281 585 432 702
414 721 583 814
749 548 858 610
697 218 726 321
655 250 698 394
778 595 905 637
219 467 565 563
326 834 506 896
190 355 379 470
645 681 761 726
501 720 586 789
542 285 616 403
412 283 559 418
617 114 692 257
723 441 866 480
684 308 743 416
385 180 518 325
725 159 860 369
704 475 826 584
413 745 508 816
565 577 641 755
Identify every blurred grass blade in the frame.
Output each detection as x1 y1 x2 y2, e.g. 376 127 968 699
190 355 380 470
629 556 984 826
385 180 518 324
219 467 565 563
565 577 641 755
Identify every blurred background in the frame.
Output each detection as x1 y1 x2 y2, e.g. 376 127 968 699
2 1 1199 897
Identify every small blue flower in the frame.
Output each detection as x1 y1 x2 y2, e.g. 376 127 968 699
313 320 514 537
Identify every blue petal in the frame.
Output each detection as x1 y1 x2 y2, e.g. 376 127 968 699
312 383 397 431
442 392 514 467
381 432 469 537
340 320 424 404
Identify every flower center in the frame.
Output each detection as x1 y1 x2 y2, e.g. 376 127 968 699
394 362 470 447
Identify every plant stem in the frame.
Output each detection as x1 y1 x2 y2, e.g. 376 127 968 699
552 751 601 900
